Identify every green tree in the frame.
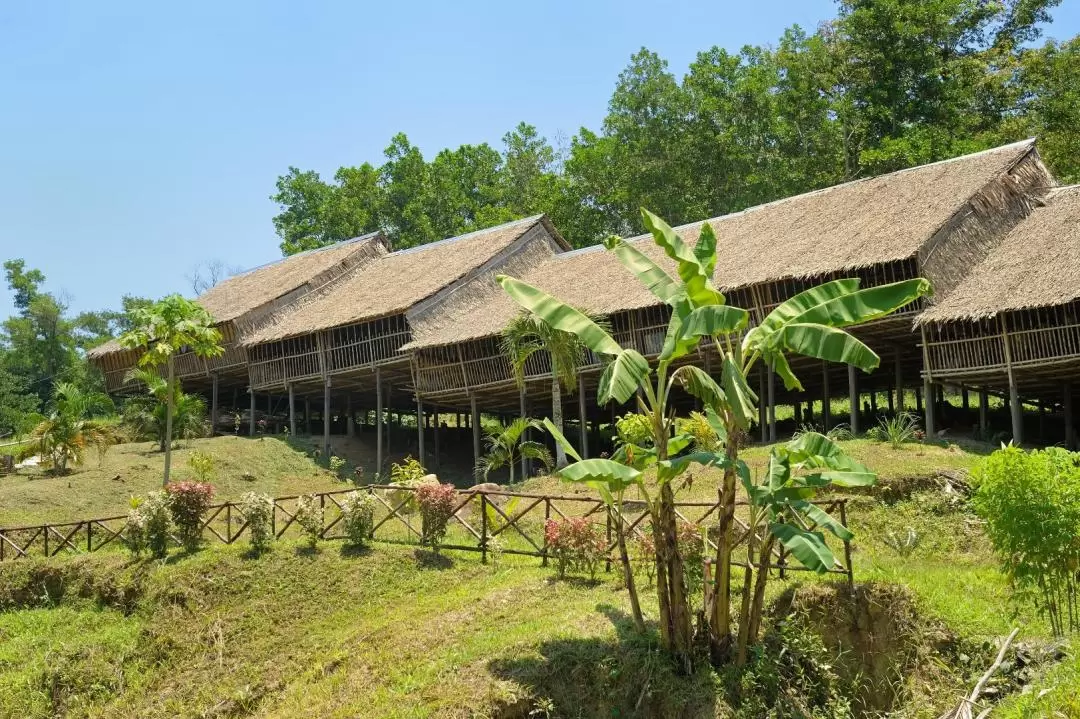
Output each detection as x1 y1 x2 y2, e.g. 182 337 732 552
474 417 554 484
0 358 39 437
30 381 115 475
122 367 208 451
119 295 223 486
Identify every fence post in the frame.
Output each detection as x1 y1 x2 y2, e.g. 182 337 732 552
839 500 854 589
271 501 277 538
226 503 232 544
44 525 49 557
87 522 92 553
542 498 550 567
480 493 488 564
319 494 327 538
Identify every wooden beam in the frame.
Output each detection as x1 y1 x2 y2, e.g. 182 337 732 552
578 375 589 459
249 388 256 436
848 364 859 435
1066 382 1075 451
346 393 355 437
471 395 481 471
822 363 831 431
417 394 425 466
979 386 988 437
322 377 331 457
920 326 934 436
894 348 903 413
519 386 528 480
1001 318 1023 445
210 373 218 437
768 362 776 443
305 397 312 436
759 369 767 443
376 368 383 471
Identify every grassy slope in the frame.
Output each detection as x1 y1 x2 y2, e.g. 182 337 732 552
0 436 344 527
0 437 1076 718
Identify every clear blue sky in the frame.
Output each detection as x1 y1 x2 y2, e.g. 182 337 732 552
2 1 1078 320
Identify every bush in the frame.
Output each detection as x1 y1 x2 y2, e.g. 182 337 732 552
125 491 172 558
973 446 1080 635
164 481 214 552
416 482 457 552
384 457 435 514
632 521 705 594
329 455 347 478
295 493 324 547
545 517 606 580
875 412 921 448
238 492 274 553
187 451 215 482
340 491 377 547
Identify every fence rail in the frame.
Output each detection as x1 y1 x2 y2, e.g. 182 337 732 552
0 486 854 583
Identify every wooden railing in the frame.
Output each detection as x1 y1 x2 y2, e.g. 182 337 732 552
0 486 854 584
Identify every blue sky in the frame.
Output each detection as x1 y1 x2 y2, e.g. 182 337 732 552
2 1 1079 320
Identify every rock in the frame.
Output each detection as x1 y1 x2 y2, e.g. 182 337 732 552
241 472 256 482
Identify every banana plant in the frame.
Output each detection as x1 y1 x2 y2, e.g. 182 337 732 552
496 208 929 671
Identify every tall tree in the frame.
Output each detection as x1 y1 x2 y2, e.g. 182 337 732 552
120 295 223 486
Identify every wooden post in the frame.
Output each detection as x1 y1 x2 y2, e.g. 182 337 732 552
210 373 218 436
979 387 989 437
578 375 589 459
433 410 441 471
322 378 331 457
894 348 903 412
822 364 831 431
768 362 776 443
915 386 923 413
471 395 481 470
376 368 384 472
288 383 296 437
920 326 934 436
416 395 425 465
248 388 255 436
1065 383 1075 451
519 386 528 480
793 399 801 426
962 387 970 414
848 364 859 435
305 397 312 435
759 369 767 443
385 383 392 462
1001 318 1023 446
869 389 877 415
346 393 355 437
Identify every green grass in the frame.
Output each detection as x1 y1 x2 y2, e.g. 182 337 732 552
0 436 345 527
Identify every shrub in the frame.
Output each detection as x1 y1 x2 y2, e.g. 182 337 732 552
123 497 149 557
164 481 214 552
632 521 704 594
614 412 652 447
544 517 606 580
416 482 458 552
384 457 435 513
124 491 172 558
295 493 324 547
876 412 921 449
329 455 347 478
973 446 1080 635
389 456 427 484
340 491 377 547
238 492 275 553
187 451 215 482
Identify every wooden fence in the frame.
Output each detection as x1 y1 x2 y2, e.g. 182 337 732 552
0 486 854 584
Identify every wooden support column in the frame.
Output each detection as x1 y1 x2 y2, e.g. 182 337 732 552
894 349 903 412
375 368 384 471
346 394 355 437
288 383 296 437
210 373 218 436
1001 319 1023 445
471 395 481 470
979 387 989 437
519 386 528 480
920 327 934 437
322 378 331 457
249 388 256 436
305 397 312 435
433 410 441 471
759 369 767 443
416 395 425 465
578 375 589 459
793 399 801 426
768 362 777 443
848 364 859 435
869 390 877 415
822 364 831 431
961 388 970 413
915 386 923 413
1065 383 1075 451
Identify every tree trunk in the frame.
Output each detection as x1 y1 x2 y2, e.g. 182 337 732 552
735 518 756 666
655 482 694 674
746 532 777 652
552 376 566 468
163 356 175 487
709 432 741 660
614 500 646 632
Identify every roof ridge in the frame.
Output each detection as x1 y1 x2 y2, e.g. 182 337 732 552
387 215 544 257
220 231 384 284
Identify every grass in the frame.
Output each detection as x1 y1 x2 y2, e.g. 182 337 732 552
0 436 345 527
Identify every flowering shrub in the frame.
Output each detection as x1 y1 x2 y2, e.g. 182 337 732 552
416 482 458 552
545 517 606 580
340 491 378 547
238 492 275 553
329 455 347 478
295 493 324 547
124 491 172 558
632 521 705 593
165 481 214 551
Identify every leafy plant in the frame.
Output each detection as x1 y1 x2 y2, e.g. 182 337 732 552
165 481 214 552
340 491 377 547
497 208 927 670
474 417 553 483
383 456 434 513
883 527 920 557
973 445 1080 635
238 491 274 554
121 368 208 451
876 412 921 449
119 294 223 486
416 482 457 552
329 455 347 478
30 382 116 475
124 490 172 558
188 450 215 482
294 493 324 548
544 517 606 580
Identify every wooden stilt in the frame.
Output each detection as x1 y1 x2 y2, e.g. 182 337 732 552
848 364 859 434
347 394 355 437
894 347 903 412
322 378 331 457
1001 319 1023 445
305 397 312 436
519 386 528 480
210 373 218 436
759 369 767 443
578 376 589 459
417 395 425 465
979 387 989 437
376 369 383 472
1065 383 1075 451
767 362 776 443
249 388 255 436
822 364 831 431
288 383 296 437
920 327 934 436
471 395 481 471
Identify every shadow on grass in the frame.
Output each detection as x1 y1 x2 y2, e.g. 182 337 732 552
487 604 718 718
338 543 373 559
294 544 320 558
413 548 453 570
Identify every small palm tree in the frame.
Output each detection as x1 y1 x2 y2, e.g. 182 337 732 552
475 417 554 484
122 368 208 451
31 382 116 475
502 312 604 468
120 295 222 486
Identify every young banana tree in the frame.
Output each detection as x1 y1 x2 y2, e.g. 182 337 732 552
496 208 929 671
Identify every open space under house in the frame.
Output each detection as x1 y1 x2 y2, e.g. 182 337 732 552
88 138 1080 475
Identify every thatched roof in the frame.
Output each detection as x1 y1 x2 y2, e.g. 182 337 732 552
407 139 1040 350
242 215 557 345
919 185 1080 323
87 232 387 359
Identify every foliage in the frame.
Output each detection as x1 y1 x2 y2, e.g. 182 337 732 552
30 382 116 475
544 517 606 580
124 490 172 558
187 450 214 482
294 493 324 548
633 521 706 596
238 491 275 554
416 482 457 552
164 481 214 552
614 412 652 447
121 370 208 451
883 527 921 558
119 294 223 486
340 491 378 547
499 208 923 670
973 445 1080 635
328 455 346 478
874 412 921 449
389 456 427 485
475 417 553 483
675 411 723 453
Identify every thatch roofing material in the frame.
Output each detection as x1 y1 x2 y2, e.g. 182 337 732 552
919 185 1080 323
242 216 551 345
408 140 1039 350
86 232 387 360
